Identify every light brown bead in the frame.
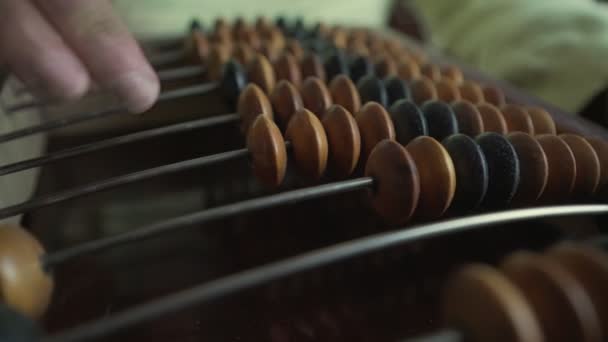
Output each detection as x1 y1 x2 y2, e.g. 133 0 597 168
285 39 305 61
322 105 361 178
507 132 548 204
444 264 543 342
374 55 397 78
410 76 438 105
476 103 508 134
483 85 507 107
586 137 608 196
247 116 287 188
285 109 329 180
301 76 332 118
329 27 348 49
348 39 370 57
420 64 442 82
547 244 608 340
435 79 461 103
274 52 302 86
364 140 420 224
247 54 276 94
560 134 600 196
207 44 231 81
329 75 361 114
0 224 53 319
237 84 274 133
441 65 464 84
536 135 576 202
355 102 396 162
397 58 421 81
526 107 557 135
502 252 601 342
459 81 485 105
451 101 485 136
501 105 535 135
405 136 456 219
235 29 262 51
232 43 255 66
185 30 209 64
300 53 327 83
270 80 304 129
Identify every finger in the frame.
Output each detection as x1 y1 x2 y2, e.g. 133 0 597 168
0 0 90 100
35 0 159 113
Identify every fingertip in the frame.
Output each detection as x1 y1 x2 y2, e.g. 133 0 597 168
110 69 160 113
50 67 90 101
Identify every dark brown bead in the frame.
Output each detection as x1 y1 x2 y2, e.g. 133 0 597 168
586 137 608 196
329 75 361 114
526 107 556 135
232 43 255 66
374 55 397 78
507 132 548 205
501 105 535 135
237 84 274 133
364 140 420 224
435 79 461 103
482 85 507 107
459 81 485 105
301 76 332 118
185 30 209 64
247 54 276 94
207 44 231 81
322 105 361 178
300 53 327 83
271 80 304 129
560 134 600 196
441 65 464 84
410 76 438 105
397 58 421 81
476 103 508 134
247 116 287 188
285 109 329 180
451 101 485 136
355 102 396 161
274 52 302 86
420 64 442 82
406 136 456 219
536 135 576 202
285 39 305 61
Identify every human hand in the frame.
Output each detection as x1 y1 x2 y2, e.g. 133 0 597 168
0 0 160 113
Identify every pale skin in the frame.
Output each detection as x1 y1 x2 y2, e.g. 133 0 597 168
0 0 160 113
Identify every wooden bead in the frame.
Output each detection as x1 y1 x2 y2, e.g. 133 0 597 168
476 133 520 208
237 83 274 133
285 109 328 180
442 134 489 212
451 101 485 136
0 304 42 341
219 59 248 104
482 85 507 107
444 264 543 342
356 75 388 108
502 251 602 342
247 54 276 94
459 81 485 105
420 64 442 82
235 29 262 51
547 244 608 340
406 136 456 219
410 76 438 105
0 224 53 319
507 132 549 205
207 44 231 81
586 137 608 196
285 39 304 61
300 53 326 83
247 116 287 188
560 134 600 196
441 65 464 84
301 76 332 118
364 140 420 224
356 102 396 161
397 58 421 81
374 55 397 78
383 76 411 107
274 52 302 86
232 43 255 66
536 135 576 202
349 55 374 83
324 51 349 82
501 105 535 135
329 75 361 114
476 103 508 134
420 101 459 141
435 79 461 103
270 80 304 129
322 105 361 178
389 99 428 145
526 107 556 135
185 30 209 64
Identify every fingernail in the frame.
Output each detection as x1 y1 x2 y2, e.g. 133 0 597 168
110 71 160 113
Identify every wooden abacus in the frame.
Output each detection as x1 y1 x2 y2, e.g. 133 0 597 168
0 16 608 342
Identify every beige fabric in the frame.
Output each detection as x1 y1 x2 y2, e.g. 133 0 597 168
412 0 608 113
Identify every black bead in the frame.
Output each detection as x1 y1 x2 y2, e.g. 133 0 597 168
389 99 427 145
275 16 288 31
476 132 520 209
442 134 489 212
189 19 203 32
349 56 374 83
420 101 459 141
384 76 411 106
356 75 388 108
324 51 350 81
0 305 41 342
220 59 247 104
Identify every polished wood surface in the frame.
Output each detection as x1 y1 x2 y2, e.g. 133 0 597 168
329 75 361 115
537 135 576 202
301 77 332 119
389 99 427 145
355 102 396 161
237 83 274 133
274 52 302 87
451 101 484 136
247 116 287 188
322 105 360 178
285 109 328 180
270 80 303 130
507 132 548 205
248 54 276 94
476 103 508 135
501 105 535 135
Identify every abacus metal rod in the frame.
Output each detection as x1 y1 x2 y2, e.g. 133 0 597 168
0 113 239 176
42 177 372 268
0 82 218 143
0 147 251 220
43 204 608 342
400 330 463 342
148 49 188 68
